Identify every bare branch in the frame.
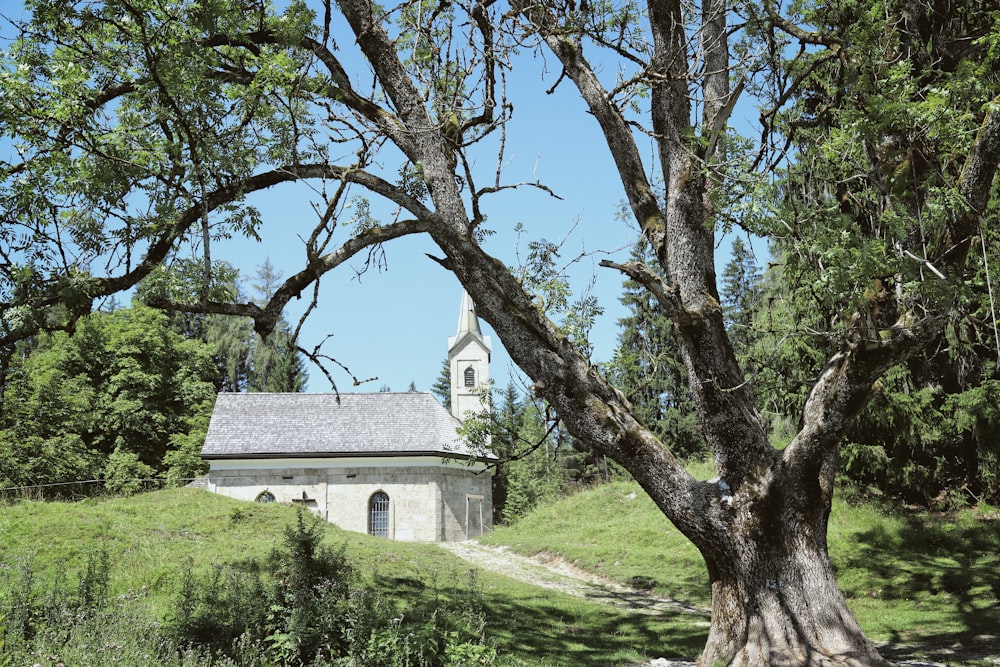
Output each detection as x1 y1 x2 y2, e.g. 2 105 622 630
511 0 665 251
599 259 682 318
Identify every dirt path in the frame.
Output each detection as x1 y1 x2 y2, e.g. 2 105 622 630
439 540 705 666
439 540 708 618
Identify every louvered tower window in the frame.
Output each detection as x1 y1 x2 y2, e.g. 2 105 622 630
464 366 475 387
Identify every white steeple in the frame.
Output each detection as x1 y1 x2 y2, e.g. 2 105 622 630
447 290 491 420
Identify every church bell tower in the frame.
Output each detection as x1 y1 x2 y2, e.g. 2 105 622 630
447 290 491 420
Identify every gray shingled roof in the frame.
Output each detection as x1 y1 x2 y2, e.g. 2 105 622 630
202 392 489 460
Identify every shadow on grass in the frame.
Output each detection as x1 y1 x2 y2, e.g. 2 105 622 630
376 572 709 666
482 591 707 666
838 508 1000 654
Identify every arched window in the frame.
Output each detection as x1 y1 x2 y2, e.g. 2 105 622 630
255 490 276 503
463 366 476 387
368 491 390 537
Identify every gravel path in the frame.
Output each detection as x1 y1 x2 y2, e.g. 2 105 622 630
439 540 708 618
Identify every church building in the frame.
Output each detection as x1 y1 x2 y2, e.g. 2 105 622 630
198 291 494 541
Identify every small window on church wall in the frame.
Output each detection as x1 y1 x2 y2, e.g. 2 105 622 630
369 491 390 537
256 490 276 503
464 366 476 387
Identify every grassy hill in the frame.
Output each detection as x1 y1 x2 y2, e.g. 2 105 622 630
2 484 998 665
0 488 702 665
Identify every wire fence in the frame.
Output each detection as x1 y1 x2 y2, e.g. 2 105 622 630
0 477 203 501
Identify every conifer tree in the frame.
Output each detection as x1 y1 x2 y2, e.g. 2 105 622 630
608 240 704 458
431 359 451 411
720 238 763 360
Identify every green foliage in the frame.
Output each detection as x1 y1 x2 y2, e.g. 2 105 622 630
0 306 216 494
720 238 763 360
511 223 603 357
1 500 505 667
0 433 103 496
164 426 212 485
0 256 311 496
76 547 111 611
748 0 1000 322
166 508 506 666
104 447 158 496
461 381 574 523
720 0 1000 503
245 260 309 393
431 358 451 412
844 373 1000 507
137 259 309 393
1 0 319 336
494 386 566 523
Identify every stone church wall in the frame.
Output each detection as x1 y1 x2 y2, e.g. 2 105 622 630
204 456 492 542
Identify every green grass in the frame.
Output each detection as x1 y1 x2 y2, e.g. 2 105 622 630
0 489 700 666
482 481 710 609
2 483 997 665
483 480 1000 662
828 498 1000 647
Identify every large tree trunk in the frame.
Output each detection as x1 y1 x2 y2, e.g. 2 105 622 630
702 538 888 666
693 477 891 667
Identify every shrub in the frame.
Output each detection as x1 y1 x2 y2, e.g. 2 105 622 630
104 447 157 495
3 511 508 667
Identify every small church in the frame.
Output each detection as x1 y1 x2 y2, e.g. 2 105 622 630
198 291 495 541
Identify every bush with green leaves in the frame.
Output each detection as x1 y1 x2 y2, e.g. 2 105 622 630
0 306 217 496
1 512 507 667
104 446 158 496
168 510 505 666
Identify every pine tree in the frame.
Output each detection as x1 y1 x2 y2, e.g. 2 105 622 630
720 238 763 360
138 260 308 392
431 359 451 411
245 260 308 392
608 240 705 459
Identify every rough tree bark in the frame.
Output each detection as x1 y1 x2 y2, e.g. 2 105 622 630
337 0 1000 664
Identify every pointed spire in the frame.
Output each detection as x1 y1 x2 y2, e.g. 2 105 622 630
455 289 483 338
447 289 491 421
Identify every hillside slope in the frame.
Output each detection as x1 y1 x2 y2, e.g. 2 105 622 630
0 488 704 666
2 485 997 665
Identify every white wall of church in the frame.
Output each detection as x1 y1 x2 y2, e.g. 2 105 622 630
204 456 492 541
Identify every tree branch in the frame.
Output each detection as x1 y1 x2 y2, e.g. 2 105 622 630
0 163 433 348
510 0 666 253
785 313 940 478
948 98 1000 267
599 259 683 320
